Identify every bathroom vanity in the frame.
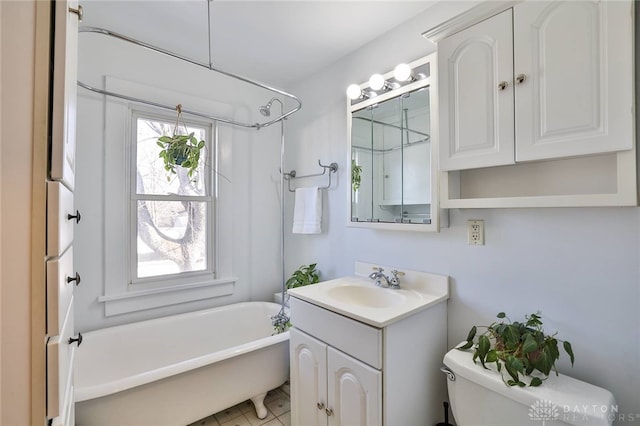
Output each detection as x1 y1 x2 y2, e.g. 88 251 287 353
288 262 449 425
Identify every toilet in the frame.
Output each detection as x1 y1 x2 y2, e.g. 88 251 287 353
442 348 617 426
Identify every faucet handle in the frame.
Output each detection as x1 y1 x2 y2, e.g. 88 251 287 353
389 270 404 288
372 266 384 272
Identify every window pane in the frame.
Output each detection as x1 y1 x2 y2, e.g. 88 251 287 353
136 200 208 278
136 117 208 196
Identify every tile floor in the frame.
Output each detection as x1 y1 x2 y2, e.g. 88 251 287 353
188 383 290 426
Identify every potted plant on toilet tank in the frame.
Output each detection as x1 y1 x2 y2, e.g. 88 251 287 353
458 312 575 387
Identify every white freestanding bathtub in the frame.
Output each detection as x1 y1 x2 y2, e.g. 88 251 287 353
75 302 289 426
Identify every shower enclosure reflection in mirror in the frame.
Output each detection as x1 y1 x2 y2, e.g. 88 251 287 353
347 53 446 232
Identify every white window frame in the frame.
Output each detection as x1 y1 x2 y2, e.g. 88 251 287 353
128 109 216 291
98 76 236 316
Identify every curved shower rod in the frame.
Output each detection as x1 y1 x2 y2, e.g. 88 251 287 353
77 26 302 129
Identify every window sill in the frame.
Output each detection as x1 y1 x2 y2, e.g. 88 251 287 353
99 277 237 316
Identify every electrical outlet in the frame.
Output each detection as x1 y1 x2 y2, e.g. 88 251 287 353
468 220 484 245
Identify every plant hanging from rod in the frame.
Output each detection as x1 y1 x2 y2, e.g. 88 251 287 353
157 104 206 180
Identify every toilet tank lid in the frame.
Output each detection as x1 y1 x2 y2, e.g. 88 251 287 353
444 348 617 426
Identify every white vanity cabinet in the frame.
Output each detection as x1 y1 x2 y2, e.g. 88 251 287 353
290 328 382 426
438 0 633 171
289 292 448 425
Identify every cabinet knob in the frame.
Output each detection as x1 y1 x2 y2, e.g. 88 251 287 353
516 74 527 84
68 333 83 347
317 402 325 410
497 81 509 91
69 5 84 21
325 408 334 416
67 210 81 224
66 272 81 286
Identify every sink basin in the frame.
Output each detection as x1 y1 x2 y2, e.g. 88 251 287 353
326 285 406 308
287 265 449 327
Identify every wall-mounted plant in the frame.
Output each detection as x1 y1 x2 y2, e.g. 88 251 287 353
286 263 320 289
458 312 574 387
351 160 362 192
157 104 206 180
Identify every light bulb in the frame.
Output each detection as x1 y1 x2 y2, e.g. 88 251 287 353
394 63 412 82
346 84 363 100
369 74 386 91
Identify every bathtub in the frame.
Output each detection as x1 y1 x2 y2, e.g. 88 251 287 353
75 302 289 426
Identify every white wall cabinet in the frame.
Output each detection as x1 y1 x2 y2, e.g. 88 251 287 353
290 329 382 426
290 296 447 425
438 0 633 171
426 0 636 208
47 1 80 424
51 0 79 189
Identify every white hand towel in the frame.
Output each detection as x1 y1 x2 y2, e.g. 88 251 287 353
292 186 322 234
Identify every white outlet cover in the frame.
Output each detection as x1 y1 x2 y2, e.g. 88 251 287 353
467 219 484 245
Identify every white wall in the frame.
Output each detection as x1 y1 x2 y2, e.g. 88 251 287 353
75 32 284 331
285 1 640 422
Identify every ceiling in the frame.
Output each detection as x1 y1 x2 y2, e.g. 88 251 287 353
81 0 437 87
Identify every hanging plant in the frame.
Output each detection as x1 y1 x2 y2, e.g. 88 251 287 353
351 159 362 192
157 104 206 180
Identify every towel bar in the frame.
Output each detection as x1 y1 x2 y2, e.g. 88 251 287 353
283 160 338 192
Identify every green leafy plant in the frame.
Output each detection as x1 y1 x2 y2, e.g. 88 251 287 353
286 263 320 289
351 160 362 192
157 133 205 179
458 312 574 387
157 105 206 180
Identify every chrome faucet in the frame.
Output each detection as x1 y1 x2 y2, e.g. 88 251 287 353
369 267 403 289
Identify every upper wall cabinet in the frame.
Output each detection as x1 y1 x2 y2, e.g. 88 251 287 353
425 0 636 208
438 1 633 171
51 0 79 190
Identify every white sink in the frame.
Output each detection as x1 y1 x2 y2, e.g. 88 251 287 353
287 263 449 327
326 285 406 308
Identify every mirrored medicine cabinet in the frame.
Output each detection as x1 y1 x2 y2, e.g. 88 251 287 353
348 53 443 231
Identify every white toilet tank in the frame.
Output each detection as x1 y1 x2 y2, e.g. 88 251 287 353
443 348 616 426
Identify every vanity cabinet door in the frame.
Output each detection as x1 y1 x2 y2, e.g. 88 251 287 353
327 347 382 426
290 328 382 426
290 329 328 426
438 8 515 171
513 0 633 162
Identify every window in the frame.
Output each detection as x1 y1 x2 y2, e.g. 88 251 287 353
130 111 215 288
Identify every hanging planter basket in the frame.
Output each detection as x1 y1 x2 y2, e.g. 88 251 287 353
157 104 206 180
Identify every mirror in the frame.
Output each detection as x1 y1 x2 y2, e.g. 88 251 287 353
348 54 440 231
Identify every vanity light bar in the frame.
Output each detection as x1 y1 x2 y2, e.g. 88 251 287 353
346 62 430 105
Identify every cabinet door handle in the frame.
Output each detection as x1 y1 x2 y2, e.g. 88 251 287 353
497 81 509 91
325 408 334 416
68 333 83 347
516 74 527 84
67 210 81 224
317 402 325 410
69 5 84 21
66 272 81 286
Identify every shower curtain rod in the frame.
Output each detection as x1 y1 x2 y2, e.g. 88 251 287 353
77 26 302 129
